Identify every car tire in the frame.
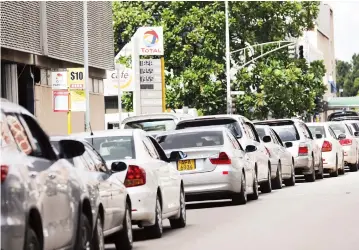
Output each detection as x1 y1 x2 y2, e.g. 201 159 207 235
330 156 339 177
169 188 186 229
316 156 324 179
339 155 345 175
260 166 272 193
349 157 358 172
91 215 105 250
76 213 91 250
284 162 296 186
248 171 259 201
144 195 163 239
304 158 316 182
114 202 133 250
272 162 282 190
25 226 41 250
232 172 247 205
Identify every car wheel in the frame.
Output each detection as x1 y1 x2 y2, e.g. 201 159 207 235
316 156 324 179
248 171 259 201
260 166 272 193
284 162 296 186
330 156 339 177
114 202 133 250
349 156 358 172
144 195 163 239
25 226 41 250
91 215 105 250
76 213 91 250
339 155 345 175
304 158 316 182
169 188 186 229
232 172 247 205
272 162 282 189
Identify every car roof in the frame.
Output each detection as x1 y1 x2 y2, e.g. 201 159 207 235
156 126 228 137
1 98 34 118
306 122 328 126
254 118 300 125
122 113 192 124
70 129 140 139
178 114 250 124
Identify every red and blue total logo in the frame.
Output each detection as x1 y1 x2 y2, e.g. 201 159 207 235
143 29 159 48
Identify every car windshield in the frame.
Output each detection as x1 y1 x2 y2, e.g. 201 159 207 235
85 136 135 161
255 127 266 140
271 124 300 142
308 126 327 138
124 119 176 132
329 123 350 137
177 119 243 138
157 131 224 150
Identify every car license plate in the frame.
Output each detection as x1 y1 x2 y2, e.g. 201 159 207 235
177 159 196 171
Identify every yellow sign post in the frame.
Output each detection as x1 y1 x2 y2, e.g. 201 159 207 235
67 68 85 134
161 57 166 112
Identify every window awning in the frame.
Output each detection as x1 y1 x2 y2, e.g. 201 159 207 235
327 97 359 108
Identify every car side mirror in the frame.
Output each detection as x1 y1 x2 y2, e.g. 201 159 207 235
315 133 323 139
262 135 271 143
338 134 346 140
284 142 293 148
58 140 85 159
111 161 127 172
354 131 359 137
245 145 257 153
168 151 186 162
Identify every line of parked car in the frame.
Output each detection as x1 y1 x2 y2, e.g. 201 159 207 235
2 98 359 250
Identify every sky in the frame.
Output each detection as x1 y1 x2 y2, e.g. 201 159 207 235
327 1 359 62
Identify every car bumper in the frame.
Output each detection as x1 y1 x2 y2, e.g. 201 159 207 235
127 186 156 224
342 146 356 164
294 156 313 174
182 165 242 196
1 216 26 250
322 151 337 170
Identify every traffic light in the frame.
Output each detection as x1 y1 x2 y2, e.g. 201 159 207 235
298 45 304 59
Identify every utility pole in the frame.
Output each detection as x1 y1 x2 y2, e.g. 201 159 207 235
225 0 231 114
83 1 90 132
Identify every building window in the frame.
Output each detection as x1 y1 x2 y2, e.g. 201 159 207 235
99 80 104 94
88 78 94 92
93 79 99 93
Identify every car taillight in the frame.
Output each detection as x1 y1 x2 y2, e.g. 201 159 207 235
340 138 352 146
322 141 332 152
1 165 9 183
265 147 271 157
124 165 146 188
210 152 231 165
298 144 308 156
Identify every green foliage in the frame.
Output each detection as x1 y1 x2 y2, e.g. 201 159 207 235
336 54 359 96
113 1 324 117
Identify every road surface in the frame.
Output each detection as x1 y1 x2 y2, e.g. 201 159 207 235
106 171 359 250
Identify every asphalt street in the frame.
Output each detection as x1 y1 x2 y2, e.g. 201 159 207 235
106 171 359 250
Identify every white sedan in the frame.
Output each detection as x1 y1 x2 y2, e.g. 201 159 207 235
156 126 259 205
307 122 345 176
73 129 186 239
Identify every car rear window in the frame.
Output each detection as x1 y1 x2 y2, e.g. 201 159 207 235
308 126 327 138
157 131 224 150
350 122 359 132
270 124 300 142
176 119 243 138
85 136 135 161
124 119 176 132
329 123 350 137
255 127 266 140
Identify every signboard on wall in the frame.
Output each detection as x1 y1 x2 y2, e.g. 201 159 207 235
138 27 164 56
53 90 69 112
51 72 67 90
104 65 134 96
67 68 85 90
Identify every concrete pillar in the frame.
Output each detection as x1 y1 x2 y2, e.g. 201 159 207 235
4 64 19 103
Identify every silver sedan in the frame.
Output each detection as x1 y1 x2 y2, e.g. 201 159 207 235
156 126 259 205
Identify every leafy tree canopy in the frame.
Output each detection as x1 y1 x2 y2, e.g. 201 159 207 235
336 54 359 97
113 1 325 118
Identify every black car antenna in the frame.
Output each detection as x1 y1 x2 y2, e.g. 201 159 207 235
89 123 94 136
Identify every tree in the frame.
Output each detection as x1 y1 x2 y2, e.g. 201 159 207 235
112 1 324 116
336 54 359 97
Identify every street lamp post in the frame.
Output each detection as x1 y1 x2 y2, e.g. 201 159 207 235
225 0 231 114
83 1 90 132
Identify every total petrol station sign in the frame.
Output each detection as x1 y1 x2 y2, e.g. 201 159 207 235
138 27 164 56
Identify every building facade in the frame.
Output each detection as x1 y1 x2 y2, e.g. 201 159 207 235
1 1 114 135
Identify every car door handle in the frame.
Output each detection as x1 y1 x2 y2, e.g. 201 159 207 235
48 173 57 179
29 172 38 178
